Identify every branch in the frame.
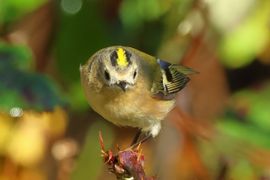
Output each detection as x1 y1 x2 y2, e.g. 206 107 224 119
99 132 155 180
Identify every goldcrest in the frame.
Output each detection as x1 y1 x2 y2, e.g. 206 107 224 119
80 46 196 137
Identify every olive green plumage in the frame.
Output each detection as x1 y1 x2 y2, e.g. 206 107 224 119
80 46 197 137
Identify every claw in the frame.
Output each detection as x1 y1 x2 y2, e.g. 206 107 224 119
137 148 143 163
114 164 125 174
135 142 141 151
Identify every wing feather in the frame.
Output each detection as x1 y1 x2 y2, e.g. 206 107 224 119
151 59 197 100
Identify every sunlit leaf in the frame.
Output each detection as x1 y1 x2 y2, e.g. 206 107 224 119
40 106 67 138
248 99 270 131
228 160 256 180
120 0 171 29
7 119 46 166
217 118 270 149
219 0 270 68
231 82 270 132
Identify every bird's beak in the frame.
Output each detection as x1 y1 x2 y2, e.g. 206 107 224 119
117 81 128 91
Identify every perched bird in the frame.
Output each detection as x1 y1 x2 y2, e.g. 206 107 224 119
80 46 197 139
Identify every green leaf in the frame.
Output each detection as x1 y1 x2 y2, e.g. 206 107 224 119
217 118 270 149
0 85 27 112
219 0 270 68
228 160 256 180
0 0 46 24
0 42 33 70
0 45 66 111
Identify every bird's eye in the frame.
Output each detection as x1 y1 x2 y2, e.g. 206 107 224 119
104 70 110 81
133 70 137 79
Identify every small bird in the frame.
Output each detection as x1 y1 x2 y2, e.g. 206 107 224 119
80 46 197 140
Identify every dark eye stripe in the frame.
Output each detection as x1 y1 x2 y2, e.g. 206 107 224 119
110 51 118 66
133 70 137 79
125 50 132 62
104 70 110 81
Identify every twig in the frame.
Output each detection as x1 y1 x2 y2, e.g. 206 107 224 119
99 131 156 180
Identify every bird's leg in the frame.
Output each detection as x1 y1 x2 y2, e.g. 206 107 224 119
130 130 142 146
130 131 152 149
138 133 152 144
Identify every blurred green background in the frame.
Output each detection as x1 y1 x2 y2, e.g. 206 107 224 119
0 0 270 179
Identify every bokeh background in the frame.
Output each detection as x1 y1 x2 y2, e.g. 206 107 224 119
0 0 270 179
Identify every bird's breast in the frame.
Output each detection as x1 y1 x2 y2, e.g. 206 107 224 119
86 80 175 129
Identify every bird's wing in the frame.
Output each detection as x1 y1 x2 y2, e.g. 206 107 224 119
151 59 197 100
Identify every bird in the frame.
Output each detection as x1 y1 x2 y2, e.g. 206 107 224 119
80 46 197 142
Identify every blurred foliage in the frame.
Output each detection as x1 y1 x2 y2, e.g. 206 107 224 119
0 42 32 70
218 82 270 148
55 0 109 83
55 0 110 111
0 42 66 112
200 81 270 179
219 0 270 68
0 107 67 179
71 120 114 180
120 0 170 29
0 0 47 26
0 0 269 179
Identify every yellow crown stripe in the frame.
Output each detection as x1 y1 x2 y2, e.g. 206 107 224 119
116 48 129 67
